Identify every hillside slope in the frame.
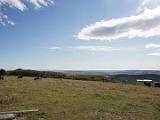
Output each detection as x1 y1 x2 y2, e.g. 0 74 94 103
0 76 160 120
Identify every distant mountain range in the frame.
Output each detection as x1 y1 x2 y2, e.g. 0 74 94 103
7 69 160 82
58 70 160 76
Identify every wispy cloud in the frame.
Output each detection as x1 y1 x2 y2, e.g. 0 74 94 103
137 0 160 13
145 43 160 56
70 46 119 52
0 12 16 26
145 43 160 49
49 46 62 50
0 0 27 11
49 46 136 52
69 46 136 52
147 52 160 56
29 0 54 9
0 0 54 25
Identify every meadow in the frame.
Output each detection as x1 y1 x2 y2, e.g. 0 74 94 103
0 76 160 120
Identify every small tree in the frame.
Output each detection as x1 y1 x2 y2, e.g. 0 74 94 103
0 69 6 76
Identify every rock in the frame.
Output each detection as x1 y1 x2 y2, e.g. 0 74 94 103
0 114 16 120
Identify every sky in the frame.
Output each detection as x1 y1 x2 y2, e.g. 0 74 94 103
0 0 160 70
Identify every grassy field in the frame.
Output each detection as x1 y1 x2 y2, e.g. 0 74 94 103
0 76 160 120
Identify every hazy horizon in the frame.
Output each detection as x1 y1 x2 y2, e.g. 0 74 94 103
4 68 160 71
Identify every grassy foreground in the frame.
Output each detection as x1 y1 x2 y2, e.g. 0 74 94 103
0 76 160 120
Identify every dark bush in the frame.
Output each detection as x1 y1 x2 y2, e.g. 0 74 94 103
0 69 6 76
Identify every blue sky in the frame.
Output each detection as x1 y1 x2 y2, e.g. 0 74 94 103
0 0 160 70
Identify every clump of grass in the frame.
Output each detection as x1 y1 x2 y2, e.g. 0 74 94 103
0 95 20 105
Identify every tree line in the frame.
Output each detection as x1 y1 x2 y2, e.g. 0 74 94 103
0 68 114 82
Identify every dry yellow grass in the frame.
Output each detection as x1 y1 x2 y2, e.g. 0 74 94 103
0 76 160 120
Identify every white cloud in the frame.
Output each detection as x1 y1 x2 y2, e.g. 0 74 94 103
0 12 16 26
145 43 160 56
147 52 160 56
0 0 27 11
145 43 160 48
70 46 119 52
70 46 136 52
7 20 16 25
137 0 160 13
76 6 160 41
49 46 62 50
29 0 54 8
0 0 54 25
0 0 54 10
49 46 136 52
